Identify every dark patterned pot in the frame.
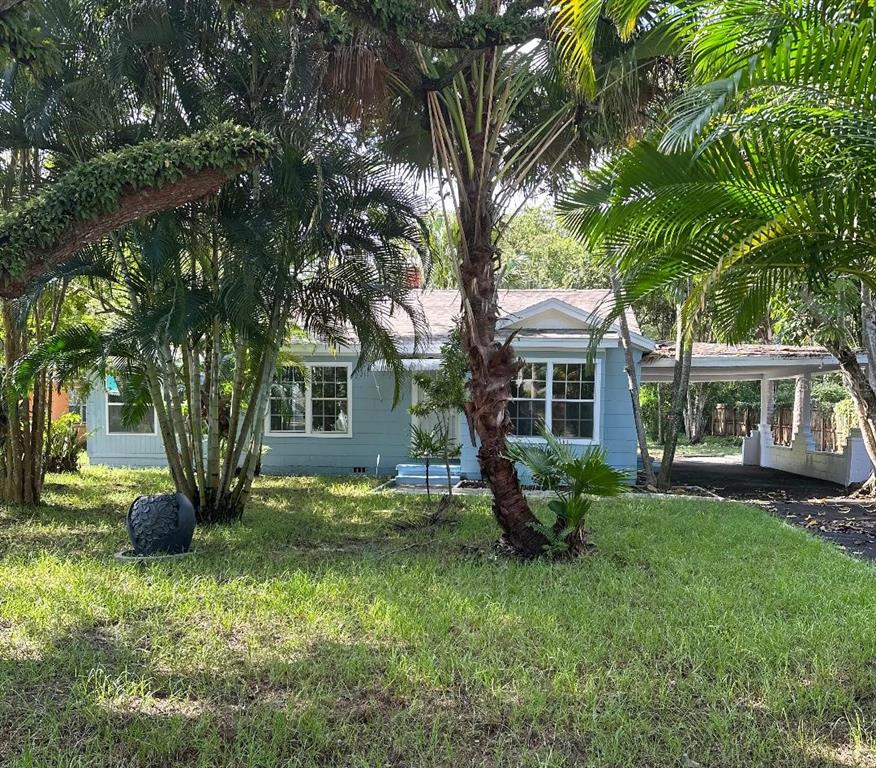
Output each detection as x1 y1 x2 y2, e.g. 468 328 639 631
126 493 196 556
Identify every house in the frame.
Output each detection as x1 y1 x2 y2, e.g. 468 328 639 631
84 289 653 481
84 289 873 487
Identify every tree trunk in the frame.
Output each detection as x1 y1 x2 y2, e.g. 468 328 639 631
826 343 876 493
1 300 42 504
684 382 707 444
457 188 548 557
861 284 876 392
611 271 656 487
657 305 693 490
656 384 664 443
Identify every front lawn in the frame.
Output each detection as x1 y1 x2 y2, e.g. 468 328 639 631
1 468 875 767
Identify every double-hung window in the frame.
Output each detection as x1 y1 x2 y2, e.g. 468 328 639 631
508 361 599 441
268 363 351 436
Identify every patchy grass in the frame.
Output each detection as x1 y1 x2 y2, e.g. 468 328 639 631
649 435 744 459
1 466 875 767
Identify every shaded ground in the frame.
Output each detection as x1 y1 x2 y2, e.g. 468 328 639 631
2 467 876 766
672 458 876 561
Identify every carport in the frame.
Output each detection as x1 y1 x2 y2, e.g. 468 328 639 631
640 343 871 487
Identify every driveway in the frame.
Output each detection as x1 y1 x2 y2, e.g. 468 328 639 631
670 458 876 561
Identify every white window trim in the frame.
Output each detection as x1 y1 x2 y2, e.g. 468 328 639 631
105 390 159 437
507 358 602 446
266 362 353 439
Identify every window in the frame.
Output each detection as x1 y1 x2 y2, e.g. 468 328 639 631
268 364 351 436
509 360 598 441
67 389 87 427
106 378 157 435
550 363 596 439
270 367 306 432
508 362 547 437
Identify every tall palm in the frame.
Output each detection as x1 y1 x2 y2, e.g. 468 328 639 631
312 0 669 556
559 0 876 484
11 0 427 519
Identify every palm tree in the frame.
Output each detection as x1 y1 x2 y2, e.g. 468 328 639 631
307 0 669 555
12 0 427 520
22 135 425 522
559 0 876 486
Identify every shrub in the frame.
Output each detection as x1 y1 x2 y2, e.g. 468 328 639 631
505 427 627 555
45 413 88 473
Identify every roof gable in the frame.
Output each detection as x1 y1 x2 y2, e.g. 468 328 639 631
497 298 603 331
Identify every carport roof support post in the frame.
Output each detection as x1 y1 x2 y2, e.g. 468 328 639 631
760 378 775 451
793 373 816 452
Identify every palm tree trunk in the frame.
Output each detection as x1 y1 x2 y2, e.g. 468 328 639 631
220 335 247 496
182 341 207 502
611 271 656 487
862 284 876 391
206 317 222 500
458 211 547 555
657 304 693 489
826 343 876 493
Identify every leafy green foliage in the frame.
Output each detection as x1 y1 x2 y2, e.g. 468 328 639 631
559 0 876 345
505 426 627 554
409 326 467 497
44 412 87 473
0 124 274 282
500 207 607 289
0 3 58 70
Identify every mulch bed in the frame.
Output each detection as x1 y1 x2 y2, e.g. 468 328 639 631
762 494 876 561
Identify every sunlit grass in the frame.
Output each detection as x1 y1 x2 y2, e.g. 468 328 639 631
0 466 875 766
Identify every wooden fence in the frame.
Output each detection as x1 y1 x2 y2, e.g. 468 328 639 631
711 403 839 452
710 405 755 437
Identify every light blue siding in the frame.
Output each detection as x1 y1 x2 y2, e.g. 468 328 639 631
86 345 641 481
262 356 413 476
460 346 639 483
86 387 168 469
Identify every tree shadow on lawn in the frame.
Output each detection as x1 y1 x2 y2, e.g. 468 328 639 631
0 620 568 767
1 614 871 768
2 475 448 562
4 475 876 765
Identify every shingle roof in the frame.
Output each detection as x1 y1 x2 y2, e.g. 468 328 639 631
644 342 834 362
387 289 640 353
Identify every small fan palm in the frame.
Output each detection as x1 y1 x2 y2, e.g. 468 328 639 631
505 427 628 556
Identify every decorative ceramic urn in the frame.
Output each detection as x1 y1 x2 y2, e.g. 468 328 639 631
126 493 196 556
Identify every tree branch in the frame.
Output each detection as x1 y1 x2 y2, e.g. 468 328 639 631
0 168 239 299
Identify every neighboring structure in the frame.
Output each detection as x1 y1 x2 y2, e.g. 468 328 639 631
84 291 873 487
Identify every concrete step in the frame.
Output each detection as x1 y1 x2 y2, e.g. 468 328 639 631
396 463 460 476
396 474 461 487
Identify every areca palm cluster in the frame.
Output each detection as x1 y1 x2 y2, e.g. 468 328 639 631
3 0 427 516
559 0 876 483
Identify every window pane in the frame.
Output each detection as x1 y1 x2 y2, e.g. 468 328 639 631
108 404 155 434
270 367 305 432
311 399 349 433
512 363 547 399
552 363 594 400
551 401 594 439
509 400 546 437
310 366 350 434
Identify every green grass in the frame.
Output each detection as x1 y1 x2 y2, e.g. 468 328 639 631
1 467 875 767
649 435 744 459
